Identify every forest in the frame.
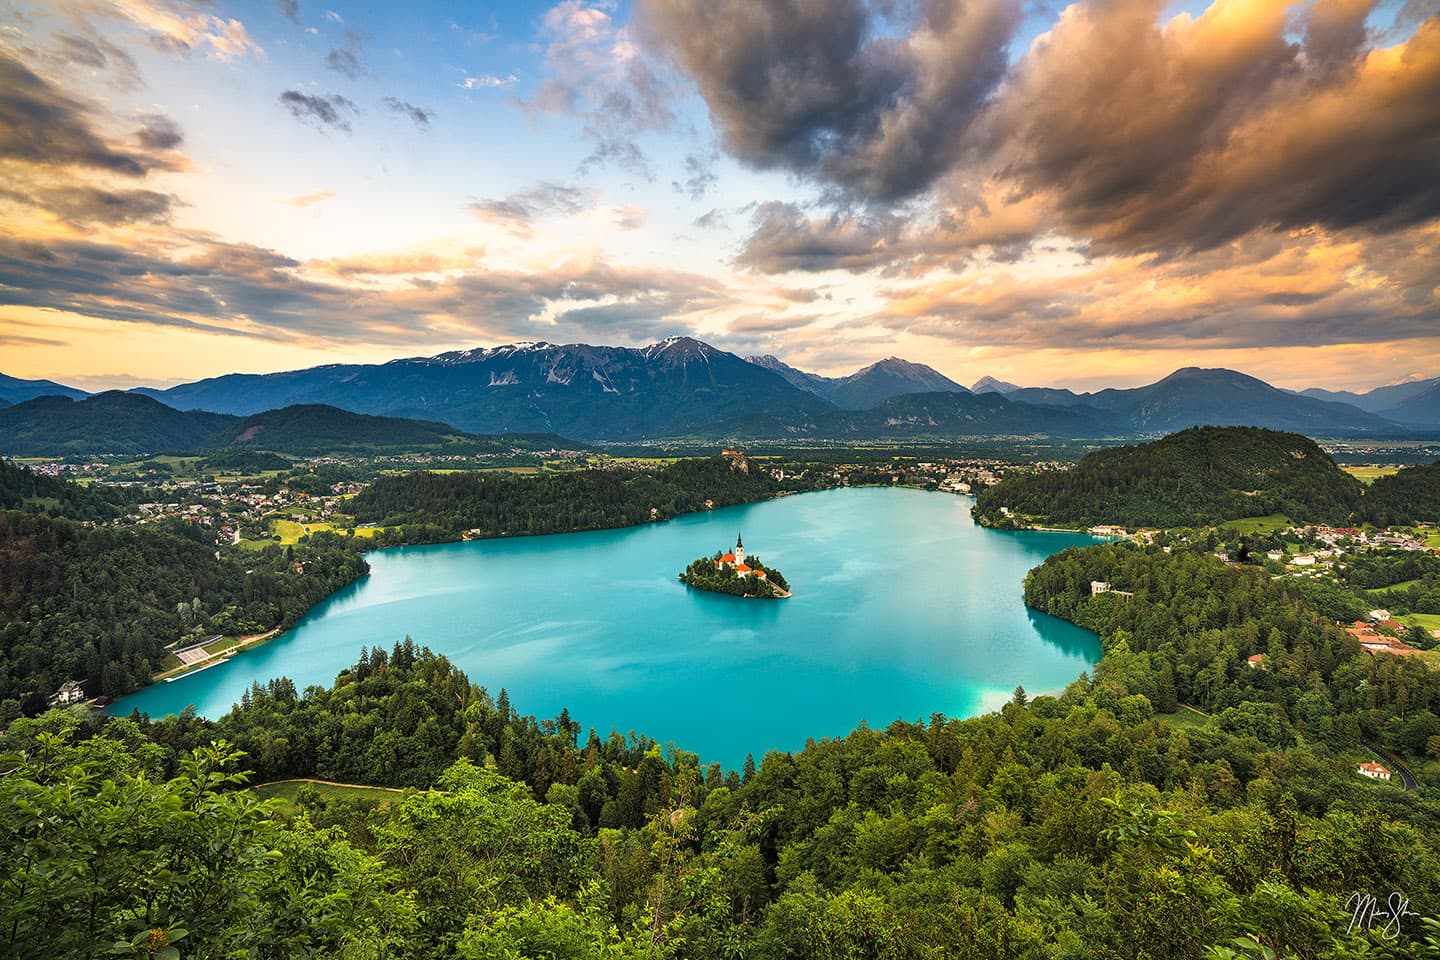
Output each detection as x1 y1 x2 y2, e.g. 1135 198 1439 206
1022 543 1440 764
350 456 814 541
0 512 368 712
1366 462 1440 526
15 596 1440 960
974 427 1368 528
0 456 135 521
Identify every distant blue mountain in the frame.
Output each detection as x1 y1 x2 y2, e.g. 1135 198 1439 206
1301 377 1440 427
136 338 835 440
748 355 968 409
0 372 87 405
1004 367 1400 435
107 340 1414 441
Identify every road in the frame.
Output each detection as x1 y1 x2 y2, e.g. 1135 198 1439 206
1362 742 1419 792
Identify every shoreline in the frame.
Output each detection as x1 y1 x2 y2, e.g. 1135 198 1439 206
124 487 1055 703
150 628 281 684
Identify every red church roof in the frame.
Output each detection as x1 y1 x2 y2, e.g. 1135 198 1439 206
720 553 735 563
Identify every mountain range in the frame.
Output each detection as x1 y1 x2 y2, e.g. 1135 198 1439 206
747 355 968 409
1298 377 1440 426
0 392 576 457
0 373 88 406
1 338 1434 450
998 367 1397 434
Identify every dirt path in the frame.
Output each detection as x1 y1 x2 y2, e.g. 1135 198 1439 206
250 777 405 793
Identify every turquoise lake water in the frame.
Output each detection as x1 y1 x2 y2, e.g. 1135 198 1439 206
112 487 1102 768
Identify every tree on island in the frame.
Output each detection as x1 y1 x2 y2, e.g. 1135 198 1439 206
678 541 790 598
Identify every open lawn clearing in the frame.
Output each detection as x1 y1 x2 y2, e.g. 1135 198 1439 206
1223 514 1293 535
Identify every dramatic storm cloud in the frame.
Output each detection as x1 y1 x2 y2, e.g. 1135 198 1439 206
979 0 1440 254
638 0 1017 200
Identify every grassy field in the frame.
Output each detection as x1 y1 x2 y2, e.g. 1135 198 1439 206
1401 612 1440 632
1163 705 1212 729
270 518 307 543
1368 579 1425 595
1224 514 1293 535
251 779 403 815
1342 465 1402 484
262 517 386 545
239 518 386 551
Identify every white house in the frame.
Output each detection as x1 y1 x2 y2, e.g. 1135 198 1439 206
1357 762 1392 781
52 680 85 705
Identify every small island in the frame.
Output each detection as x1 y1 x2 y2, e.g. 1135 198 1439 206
679 533 791 599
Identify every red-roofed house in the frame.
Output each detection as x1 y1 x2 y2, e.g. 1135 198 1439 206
1357 762 1392 781
1247 654 1265 669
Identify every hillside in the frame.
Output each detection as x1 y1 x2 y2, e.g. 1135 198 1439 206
0 372 87 405
349 455 799 538
212 404 577 456
973 426 1366 527
13 570 1440 958
0 392 238 456
0 510 368 708
1302 376 1440 425
747 354 967 409
1375 381 1440 426
0 458 131 521
1003 368 1402 435
810 389 1108 438
1365 459 1440 526
0 394 583 458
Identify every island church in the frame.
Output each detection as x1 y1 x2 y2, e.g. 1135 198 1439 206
716 534 765 580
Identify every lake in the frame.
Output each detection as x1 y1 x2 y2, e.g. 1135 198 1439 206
112 487 1102 768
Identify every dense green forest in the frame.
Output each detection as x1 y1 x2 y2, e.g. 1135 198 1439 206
0 514 367 711
0 457 134 521
1023 543 1440 760
679 554 790 598
351 456 810 541
974 427 1367 528
212 404 580 456
197 447 293 473
17 613 1440 960
1366 461 1440 526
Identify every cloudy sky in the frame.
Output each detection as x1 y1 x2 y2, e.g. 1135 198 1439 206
1 0 1437 392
